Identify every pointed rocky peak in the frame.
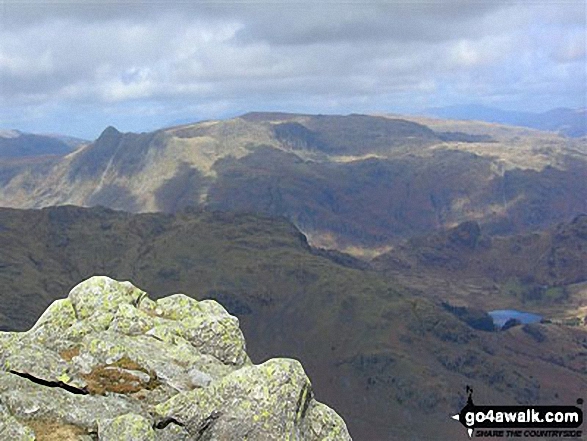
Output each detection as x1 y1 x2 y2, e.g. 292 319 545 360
95 126 122 143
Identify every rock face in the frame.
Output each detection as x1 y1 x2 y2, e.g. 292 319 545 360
0 276 351 440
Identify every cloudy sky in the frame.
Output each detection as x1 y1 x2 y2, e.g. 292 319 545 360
0 0 585 139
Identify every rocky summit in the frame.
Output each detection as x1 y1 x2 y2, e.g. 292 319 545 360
0 276 351 440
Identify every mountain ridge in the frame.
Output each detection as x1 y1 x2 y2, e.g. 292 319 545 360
0 130 85 159
425 105 587 138
1 112 585 253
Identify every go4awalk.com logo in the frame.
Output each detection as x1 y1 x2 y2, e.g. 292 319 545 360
451 387 584 438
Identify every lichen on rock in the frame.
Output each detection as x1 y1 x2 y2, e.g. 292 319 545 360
98 413 155 441
0 276 352 440
0 402 35 441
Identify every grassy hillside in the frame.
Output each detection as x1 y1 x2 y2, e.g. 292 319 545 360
0 206 585 440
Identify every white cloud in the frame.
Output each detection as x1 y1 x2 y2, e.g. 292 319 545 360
0 1 584 136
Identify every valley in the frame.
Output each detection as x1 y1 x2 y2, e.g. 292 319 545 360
0 205 585 440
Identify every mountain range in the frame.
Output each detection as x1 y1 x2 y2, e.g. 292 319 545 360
425 105 587 138
0 130 86 159
1 112 585 255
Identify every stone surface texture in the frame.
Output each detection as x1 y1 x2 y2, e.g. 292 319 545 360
0 276 351 440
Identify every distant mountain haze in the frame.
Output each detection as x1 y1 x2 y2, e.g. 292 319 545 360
426 105 587 138
0 130 86 159
0 112 585 254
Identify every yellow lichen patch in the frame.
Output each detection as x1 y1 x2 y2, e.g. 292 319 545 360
82 356 160 395
59 346 80 361
25 419 88 441
142 307 163 318
98 413 156 440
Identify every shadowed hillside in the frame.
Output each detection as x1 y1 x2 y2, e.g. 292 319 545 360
373 216 587 327
0 206 585 440
375 215 587 286
0 130 84 159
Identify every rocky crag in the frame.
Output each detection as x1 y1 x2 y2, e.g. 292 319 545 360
0 276 351 440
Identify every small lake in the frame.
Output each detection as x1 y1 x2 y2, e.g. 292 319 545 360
488 310 543 328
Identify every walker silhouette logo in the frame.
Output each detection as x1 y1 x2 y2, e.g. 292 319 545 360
451 387 584 438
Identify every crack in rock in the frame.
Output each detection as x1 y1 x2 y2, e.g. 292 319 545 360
9 370 89 395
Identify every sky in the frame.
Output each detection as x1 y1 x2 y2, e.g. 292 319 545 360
0 0 585 139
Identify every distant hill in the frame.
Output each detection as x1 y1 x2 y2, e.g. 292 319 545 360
0 205 585 440
426 105 587 138
44 133 89 149
0 130 86 159
0 113 585 253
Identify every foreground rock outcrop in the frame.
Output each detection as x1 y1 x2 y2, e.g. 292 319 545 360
0 276 351 440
